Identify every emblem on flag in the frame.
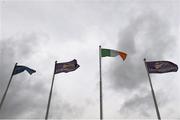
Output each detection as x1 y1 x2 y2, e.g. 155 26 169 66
55 59 80 74
145 61 178 73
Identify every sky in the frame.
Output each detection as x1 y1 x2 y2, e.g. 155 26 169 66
0 0 180 119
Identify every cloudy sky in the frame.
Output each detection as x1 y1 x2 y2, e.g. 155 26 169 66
0 0 180 119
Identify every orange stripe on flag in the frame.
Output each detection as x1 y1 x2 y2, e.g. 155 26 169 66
119 52 127 61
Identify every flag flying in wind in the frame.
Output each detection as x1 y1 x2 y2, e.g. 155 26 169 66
145 61 178 73
55 59 80 74
13 65 36 75
101 48 127 61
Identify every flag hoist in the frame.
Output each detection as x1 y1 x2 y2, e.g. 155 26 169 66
144 58 178 120
99 46 127 120
45 59 79 120
0 63 36 110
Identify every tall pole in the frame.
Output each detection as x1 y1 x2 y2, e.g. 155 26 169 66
0 63 17 110
45 61 57 120
144 58 161 120
99 45 103 120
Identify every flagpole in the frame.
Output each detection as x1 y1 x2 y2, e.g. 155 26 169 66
0 62 17 110
45 61 57 120
144 58 161 120
99 45 103 120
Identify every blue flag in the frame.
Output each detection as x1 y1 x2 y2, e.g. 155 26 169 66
13 65 36 75
145 61 178 73
55 59 79 74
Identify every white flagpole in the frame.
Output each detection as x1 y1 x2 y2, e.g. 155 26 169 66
0 63 17 110
45 61 57 120
99 45 103 120
144 58 161 120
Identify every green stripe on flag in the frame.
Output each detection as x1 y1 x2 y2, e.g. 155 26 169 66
101 49 111 57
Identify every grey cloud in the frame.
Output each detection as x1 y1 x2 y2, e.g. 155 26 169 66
109 11 177 117
110 12 176 90
119 91 168 118
119 93 155 118
49 101 84 119
0 33 47 118
0 33 84 118
1 33 38 60
0 33 39 98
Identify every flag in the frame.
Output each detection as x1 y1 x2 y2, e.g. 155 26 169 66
55 59 79 74
145 61 178 73
101 48 127 61
13 65 36 75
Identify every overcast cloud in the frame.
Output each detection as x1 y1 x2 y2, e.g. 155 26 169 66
0 0 180 119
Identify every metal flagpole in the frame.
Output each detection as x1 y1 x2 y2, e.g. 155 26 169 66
0 62 17 110
144 58 161 120
45 61 57 120
99 45 103 120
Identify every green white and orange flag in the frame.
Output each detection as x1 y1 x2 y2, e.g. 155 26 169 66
101 48 127 61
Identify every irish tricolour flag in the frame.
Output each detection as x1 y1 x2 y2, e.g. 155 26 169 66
101 48 127 61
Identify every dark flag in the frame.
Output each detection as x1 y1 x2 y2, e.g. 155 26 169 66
145 61 178 73
55 59 79 74
13 65 36 75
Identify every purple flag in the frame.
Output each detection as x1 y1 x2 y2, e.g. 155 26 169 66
55 59 79 74
145 61 178 73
